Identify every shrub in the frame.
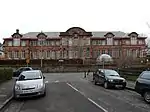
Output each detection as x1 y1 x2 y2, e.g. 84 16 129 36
0 68 13 82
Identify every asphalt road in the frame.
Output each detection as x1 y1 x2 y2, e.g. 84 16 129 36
2 73 150 112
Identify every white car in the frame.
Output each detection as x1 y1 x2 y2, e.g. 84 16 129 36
14 70 46 99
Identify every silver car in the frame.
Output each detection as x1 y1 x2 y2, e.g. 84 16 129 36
14 70 46 99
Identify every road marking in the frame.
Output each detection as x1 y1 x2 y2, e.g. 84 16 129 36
55 80 59 83
67 83 108 112
45 81 49 84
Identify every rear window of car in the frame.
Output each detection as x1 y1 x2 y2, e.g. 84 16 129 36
18 71 42 81
140 72 150 79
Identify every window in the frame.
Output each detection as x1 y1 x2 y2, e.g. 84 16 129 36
140 72 150 79
102 50 105 54
108 49 112 56
126 49 132 57
107 38 113 45
138 40 144 45
105 70 119 76
13 51 19 59
30 41 37 46
114 40 118 45
102 40 105 45
86 48 90 57
92 40 96 45
131 37 137 45
112 49 119 58
126 40 130 45
56 51 60 59
46 41 51 46
46 51 51 58
51 51 55 59
21 41 26 46
13 39 20 46
8 51 12 59
21 51 25 59
97 50 101 57
19 72 42 81
32 52 38 59
8 41 12 46
93 50 97 58
139 50 144 57
51 41 55 46
69 51 73 59
56 41 60 46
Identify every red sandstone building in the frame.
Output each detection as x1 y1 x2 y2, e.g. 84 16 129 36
3 27 147 63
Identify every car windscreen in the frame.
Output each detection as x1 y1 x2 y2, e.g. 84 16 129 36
140 72 150 80
18 72 42 81
104 70 120 76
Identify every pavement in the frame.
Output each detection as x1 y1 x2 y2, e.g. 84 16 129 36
0 79 15 110
0 72 149 112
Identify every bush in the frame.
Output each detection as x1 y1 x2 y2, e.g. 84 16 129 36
0 68 13 82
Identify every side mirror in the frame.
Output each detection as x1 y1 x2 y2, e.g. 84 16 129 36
15 77 19 81
43 76 45 79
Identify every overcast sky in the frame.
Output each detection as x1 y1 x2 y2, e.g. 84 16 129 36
0 0 150 43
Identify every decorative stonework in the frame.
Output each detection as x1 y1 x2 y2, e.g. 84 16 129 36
128 32 138 37
60 27 92 36
36 32 47 39
104 32 115 38
12 29 23 38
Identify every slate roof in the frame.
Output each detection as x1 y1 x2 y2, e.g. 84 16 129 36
92 31 126 37
23 32 60 38
23 31 127 38
22 31 146 38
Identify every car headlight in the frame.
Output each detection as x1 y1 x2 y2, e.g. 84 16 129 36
37 83 44 88
108 79 113 82
123 79 126 82
15 85 20 90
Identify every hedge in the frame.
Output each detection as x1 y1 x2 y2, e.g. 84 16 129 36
0 68 13 82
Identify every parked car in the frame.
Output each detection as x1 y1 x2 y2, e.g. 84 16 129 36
135 71 150 103
93 69 126 89
13 67 33 77
13 70 46 99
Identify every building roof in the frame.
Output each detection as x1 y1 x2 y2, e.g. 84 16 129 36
92 31 126 37
23 32 60 38
10 31 146 39
23 31 127 38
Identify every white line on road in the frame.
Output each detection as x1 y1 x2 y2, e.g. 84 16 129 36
55 80 59 83
66 83 108 112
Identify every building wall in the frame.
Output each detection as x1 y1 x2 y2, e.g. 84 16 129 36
3 28 147 62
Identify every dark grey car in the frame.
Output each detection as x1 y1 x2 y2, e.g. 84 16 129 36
135 71 150 103
93 69 126 89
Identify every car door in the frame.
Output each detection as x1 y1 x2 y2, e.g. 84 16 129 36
98 70 105 84
94 70 99 82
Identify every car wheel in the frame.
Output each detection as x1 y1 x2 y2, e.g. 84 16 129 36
144 91 150 103
13 92 18 100
121 86 126 90
94 79 97 85
104 82 109 89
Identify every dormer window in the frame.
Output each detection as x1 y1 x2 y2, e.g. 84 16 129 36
105 32 114 45
13 38 20 46
128 32 138 45
107 38 113 45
